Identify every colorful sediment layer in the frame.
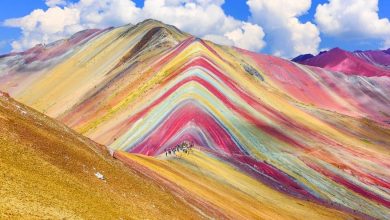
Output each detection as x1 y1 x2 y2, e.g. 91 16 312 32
0 19 389 219
116 149 362 219
0 91 202 219
295 47 390 77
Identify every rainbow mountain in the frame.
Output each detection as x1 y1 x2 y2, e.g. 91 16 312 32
0 91 202 219
292 47 390 77
0 19 389 219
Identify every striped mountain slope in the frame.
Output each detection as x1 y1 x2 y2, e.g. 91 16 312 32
0 91 202 219
0 19 389 219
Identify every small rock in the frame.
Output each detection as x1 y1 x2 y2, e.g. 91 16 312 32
95 172 105 180
242 63 264 81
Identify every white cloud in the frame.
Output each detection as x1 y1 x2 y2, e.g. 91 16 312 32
141 0 265 51
3 0 141 51
142 0 238 37
247 0 320 58
315 0 390 48
3 0 266 53
45 0 67 7
74 0 141 29
4 7 81 51
384 39 390 49
224 22 265 51
203 22 266 51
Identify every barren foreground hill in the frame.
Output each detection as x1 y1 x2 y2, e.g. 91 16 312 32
0 91 202 219
0 19 389 219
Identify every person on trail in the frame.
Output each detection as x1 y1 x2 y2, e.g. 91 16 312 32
189 142 194 153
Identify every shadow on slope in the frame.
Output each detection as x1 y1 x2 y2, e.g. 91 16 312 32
0 91 202 219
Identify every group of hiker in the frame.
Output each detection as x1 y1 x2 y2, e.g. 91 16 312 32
165 141 194 157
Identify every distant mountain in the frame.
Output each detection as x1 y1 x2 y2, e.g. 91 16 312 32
353 49 390 67
291 53 314 62
0 19 389 219
292 47 390 77
0 28 107 65
0 91 200 219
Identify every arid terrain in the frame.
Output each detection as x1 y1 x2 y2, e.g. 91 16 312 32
0 91 202 219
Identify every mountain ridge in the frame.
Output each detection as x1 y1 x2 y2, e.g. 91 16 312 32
0 19 389 219
292 47 390 77
0 90 203 219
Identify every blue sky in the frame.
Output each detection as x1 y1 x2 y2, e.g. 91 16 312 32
0 0 389 57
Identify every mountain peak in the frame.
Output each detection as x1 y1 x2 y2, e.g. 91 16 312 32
291 53 314 62
117 19 164 30
330 47 344 51
327 47 349 56
0 19 389 219
133 19 183 33
294 47 390 77
141 18 165 25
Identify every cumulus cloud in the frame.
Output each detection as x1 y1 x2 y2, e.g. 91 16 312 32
45 0 67 7
384 39 390 49
3 0 266 53
142 0 265 51
315 0 390 48
203 22 266 51
3 0 141 51
223 22 266 51
4 7 81 51
247 0 320 58
74 0 141 28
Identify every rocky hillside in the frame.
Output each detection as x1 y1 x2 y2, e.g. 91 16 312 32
0 91 202 219
0 19 389 219
293 47 390 77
